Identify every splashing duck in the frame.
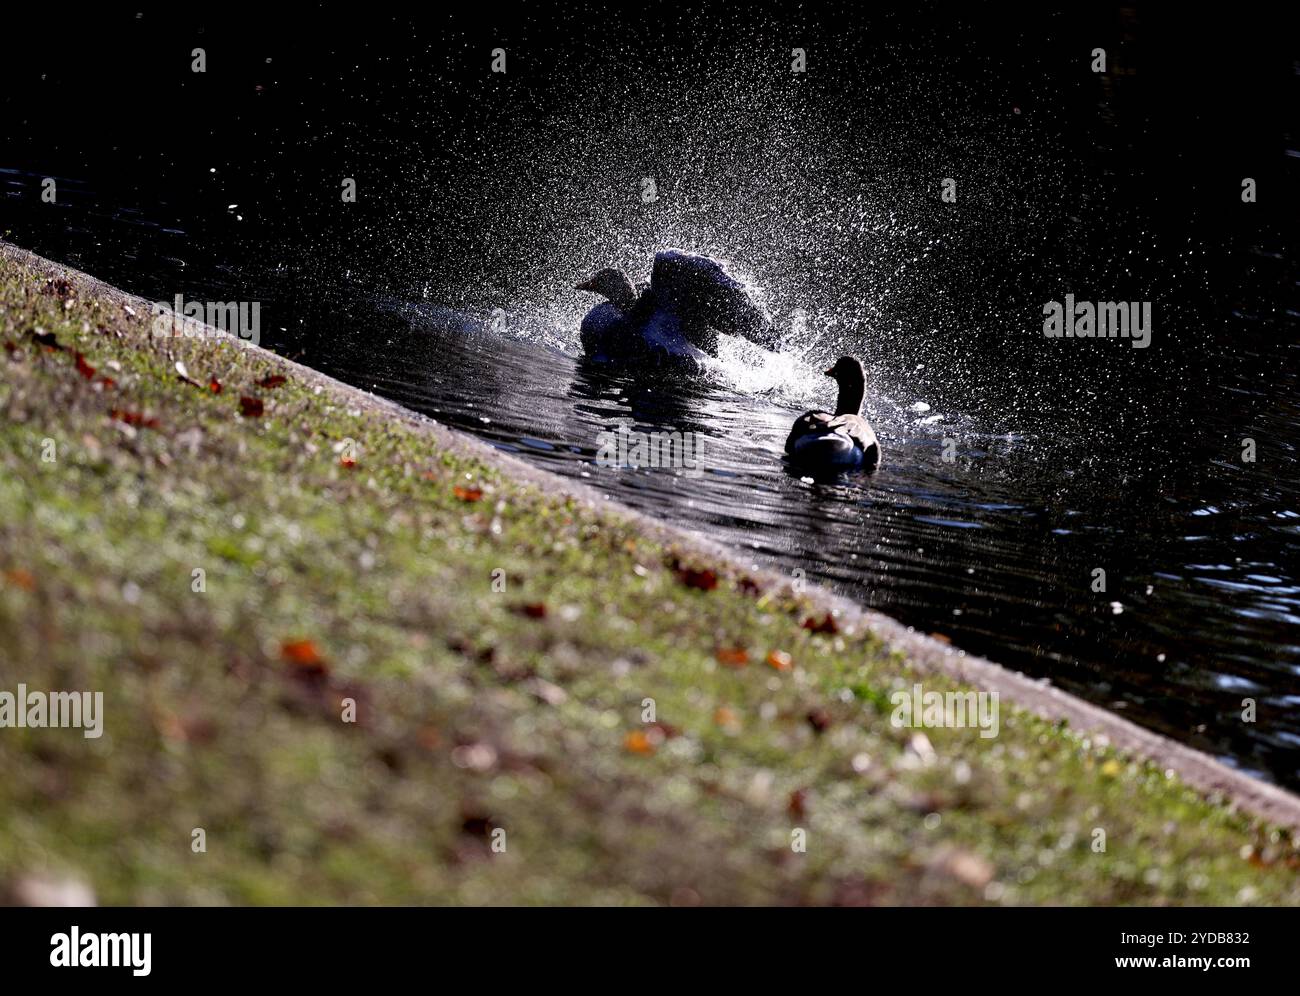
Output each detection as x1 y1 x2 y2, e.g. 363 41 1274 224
785 356 881 471
576 250 778 366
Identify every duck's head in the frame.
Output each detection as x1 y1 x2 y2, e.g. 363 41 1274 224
824 356 866 416
576 268 638 311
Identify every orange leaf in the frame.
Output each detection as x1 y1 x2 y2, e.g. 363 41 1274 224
74 352 96 379
623 730 658 755
453 485 484 502
715 646 749 668
238 396 264 417
281 639 324 666
4 568 36 591
766 649 793 671
208 378 223 394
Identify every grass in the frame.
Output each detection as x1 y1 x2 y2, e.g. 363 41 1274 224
0 245 1298 905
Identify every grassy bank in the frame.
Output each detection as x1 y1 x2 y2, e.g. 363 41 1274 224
1 245 1297 905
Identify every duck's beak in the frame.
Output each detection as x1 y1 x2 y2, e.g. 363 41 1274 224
575 277 597 292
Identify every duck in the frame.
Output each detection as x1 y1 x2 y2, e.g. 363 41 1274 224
785 356 881 471
576 249 778 365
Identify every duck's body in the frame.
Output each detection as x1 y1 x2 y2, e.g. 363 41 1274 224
786 356 881 471
577 250 777 365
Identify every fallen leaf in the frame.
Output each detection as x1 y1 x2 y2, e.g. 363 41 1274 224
519 602 547 619
676 565 718 591
74 353 96 379
281 639 325 666
257 374 288 389
238 396 264 417
208 377 223 394
715 646 749 668
623 729 661 755
453 485 484 502
788 788 809 818
109 408 160 429
766 649 793 671
339 456 357 469
806 708 832 733
4 568 36 591
714 706 740 731
802 613 839 635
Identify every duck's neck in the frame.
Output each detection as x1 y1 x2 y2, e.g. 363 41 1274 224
608 273 638 312
835 379 864 417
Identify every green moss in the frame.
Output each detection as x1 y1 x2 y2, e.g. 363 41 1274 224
0 247 1297 905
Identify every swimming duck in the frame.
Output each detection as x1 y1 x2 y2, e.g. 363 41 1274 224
785 356 881 470
576 250 778 365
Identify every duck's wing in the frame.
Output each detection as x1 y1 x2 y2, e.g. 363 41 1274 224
829 414 880 458
785 410 835 454
652 250 778 350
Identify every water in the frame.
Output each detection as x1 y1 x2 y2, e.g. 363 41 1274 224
2 8 1298 788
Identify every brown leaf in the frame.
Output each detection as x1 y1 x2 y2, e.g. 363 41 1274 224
715 646 749 668
74 353 96 379
802 613 839 635
110 408 160 429
806 708 832 733
676 565 718 591
788 788 809 818
518 602 547 619
238 396 264 417
257 374 288 389
4 568 36 591
453 485 484 502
